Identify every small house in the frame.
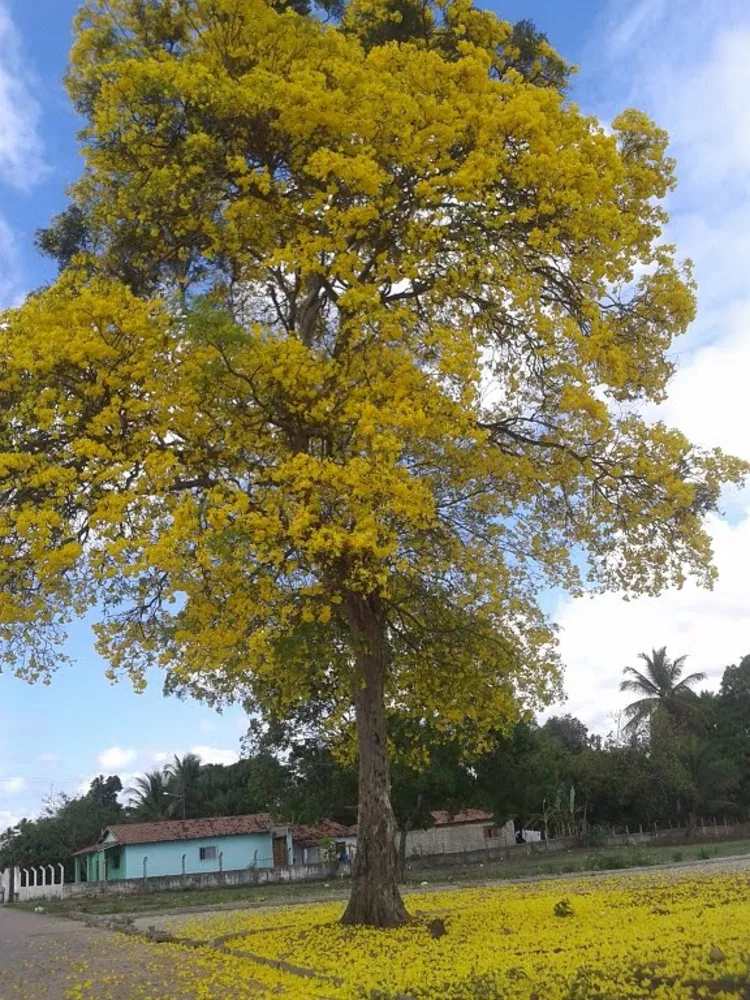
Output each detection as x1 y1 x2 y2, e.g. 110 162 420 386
74 814 293 883
290 820 357 866
404 809 515 857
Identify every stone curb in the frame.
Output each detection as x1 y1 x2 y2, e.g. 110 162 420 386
66 910 209 948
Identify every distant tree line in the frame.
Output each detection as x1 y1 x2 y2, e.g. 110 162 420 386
3 649 749 874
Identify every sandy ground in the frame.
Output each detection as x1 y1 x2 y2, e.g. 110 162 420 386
0 906 260 1000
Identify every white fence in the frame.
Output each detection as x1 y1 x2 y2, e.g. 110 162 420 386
1 865 65 903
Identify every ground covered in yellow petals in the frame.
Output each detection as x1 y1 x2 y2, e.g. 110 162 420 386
164 868 750 999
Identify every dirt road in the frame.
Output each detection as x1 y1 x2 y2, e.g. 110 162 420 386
0 905 257 1000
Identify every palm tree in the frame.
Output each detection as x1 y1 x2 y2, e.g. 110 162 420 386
128 770 171 820
620 647 707 733
164 753 203 820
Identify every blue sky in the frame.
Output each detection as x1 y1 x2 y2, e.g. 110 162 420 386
2 0 750 828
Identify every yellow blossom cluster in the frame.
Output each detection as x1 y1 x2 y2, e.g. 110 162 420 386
131 867 750 999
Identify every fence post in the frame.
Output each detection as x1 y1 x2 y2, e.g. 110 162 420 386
58 864 65 898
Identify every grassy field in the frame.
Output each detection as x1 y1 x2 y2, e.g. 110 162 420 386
21 835 750 918
73 864 750 999
409 834 750 885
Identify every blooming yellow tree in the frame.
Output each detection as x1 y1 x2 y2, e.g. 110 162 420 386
0 0 744 925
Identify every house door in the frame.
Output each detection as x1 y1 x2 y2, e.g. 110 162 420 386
272 837 288 868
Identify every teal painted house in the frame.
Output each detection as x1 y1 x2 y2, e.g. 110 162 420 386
73 814 294 883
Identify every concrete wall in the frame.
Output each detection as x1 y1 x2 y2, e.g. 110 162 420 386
405 821 750 868
1 865 65 903
121 832 273 880
63 859 347 898
405 819 515 856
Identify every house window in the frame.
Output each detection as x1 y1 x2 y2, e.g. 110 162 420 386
484 827 499 839
199 846 217 861
110 848 121 869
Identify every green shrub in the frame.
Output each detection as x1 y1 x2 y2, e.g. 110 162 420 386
590 852 628 870
582 825 607 849
553 898 574 918
672 850 684 863
590 849 654 871
626 849 654 867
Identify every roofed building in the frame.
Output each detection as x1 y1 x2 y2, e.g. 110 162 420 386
403 810 515 857
73 814 354 883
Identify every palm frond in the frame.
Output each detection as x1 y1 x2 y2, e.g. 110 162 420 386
622 696 659 720
620 667 660 696
674 671 707 691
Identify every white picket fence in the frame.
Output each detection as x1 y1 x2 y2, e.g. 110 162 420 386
1 865 65 903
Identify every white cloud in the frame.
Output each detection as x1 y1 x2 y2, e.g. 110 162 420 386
37 753 60 766
553 511 750 733
0 2 47 308
152 745 240 767
0 777 26 794
97 746 138 771
549 1 750 731
0 214 21 307
0 2 46 191
607 0 667 55
659 302 750 462
0 809 21 830
190 745 240 767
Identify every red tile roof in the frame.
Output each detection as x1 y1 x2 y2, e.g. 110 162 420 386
72 842 104 856
107 814 274 845
290 820 356 845
430 809 494 826
74 814 275 854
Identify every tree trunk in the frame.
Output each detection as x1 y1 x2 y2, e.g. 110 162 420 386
397 827 408 883
341 595 409 928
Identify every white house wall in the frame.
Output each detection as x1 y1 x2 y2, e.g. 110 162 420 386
404 819 515 857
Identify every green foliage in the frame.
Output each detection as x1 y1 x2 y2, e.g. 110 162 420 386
553 898 574 917
620 647 708 734
5 650 750 881
589 848 653 871
0 777 124 877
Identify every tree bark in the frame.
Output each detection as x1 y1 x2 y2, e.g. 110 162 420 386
341 595 409 928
